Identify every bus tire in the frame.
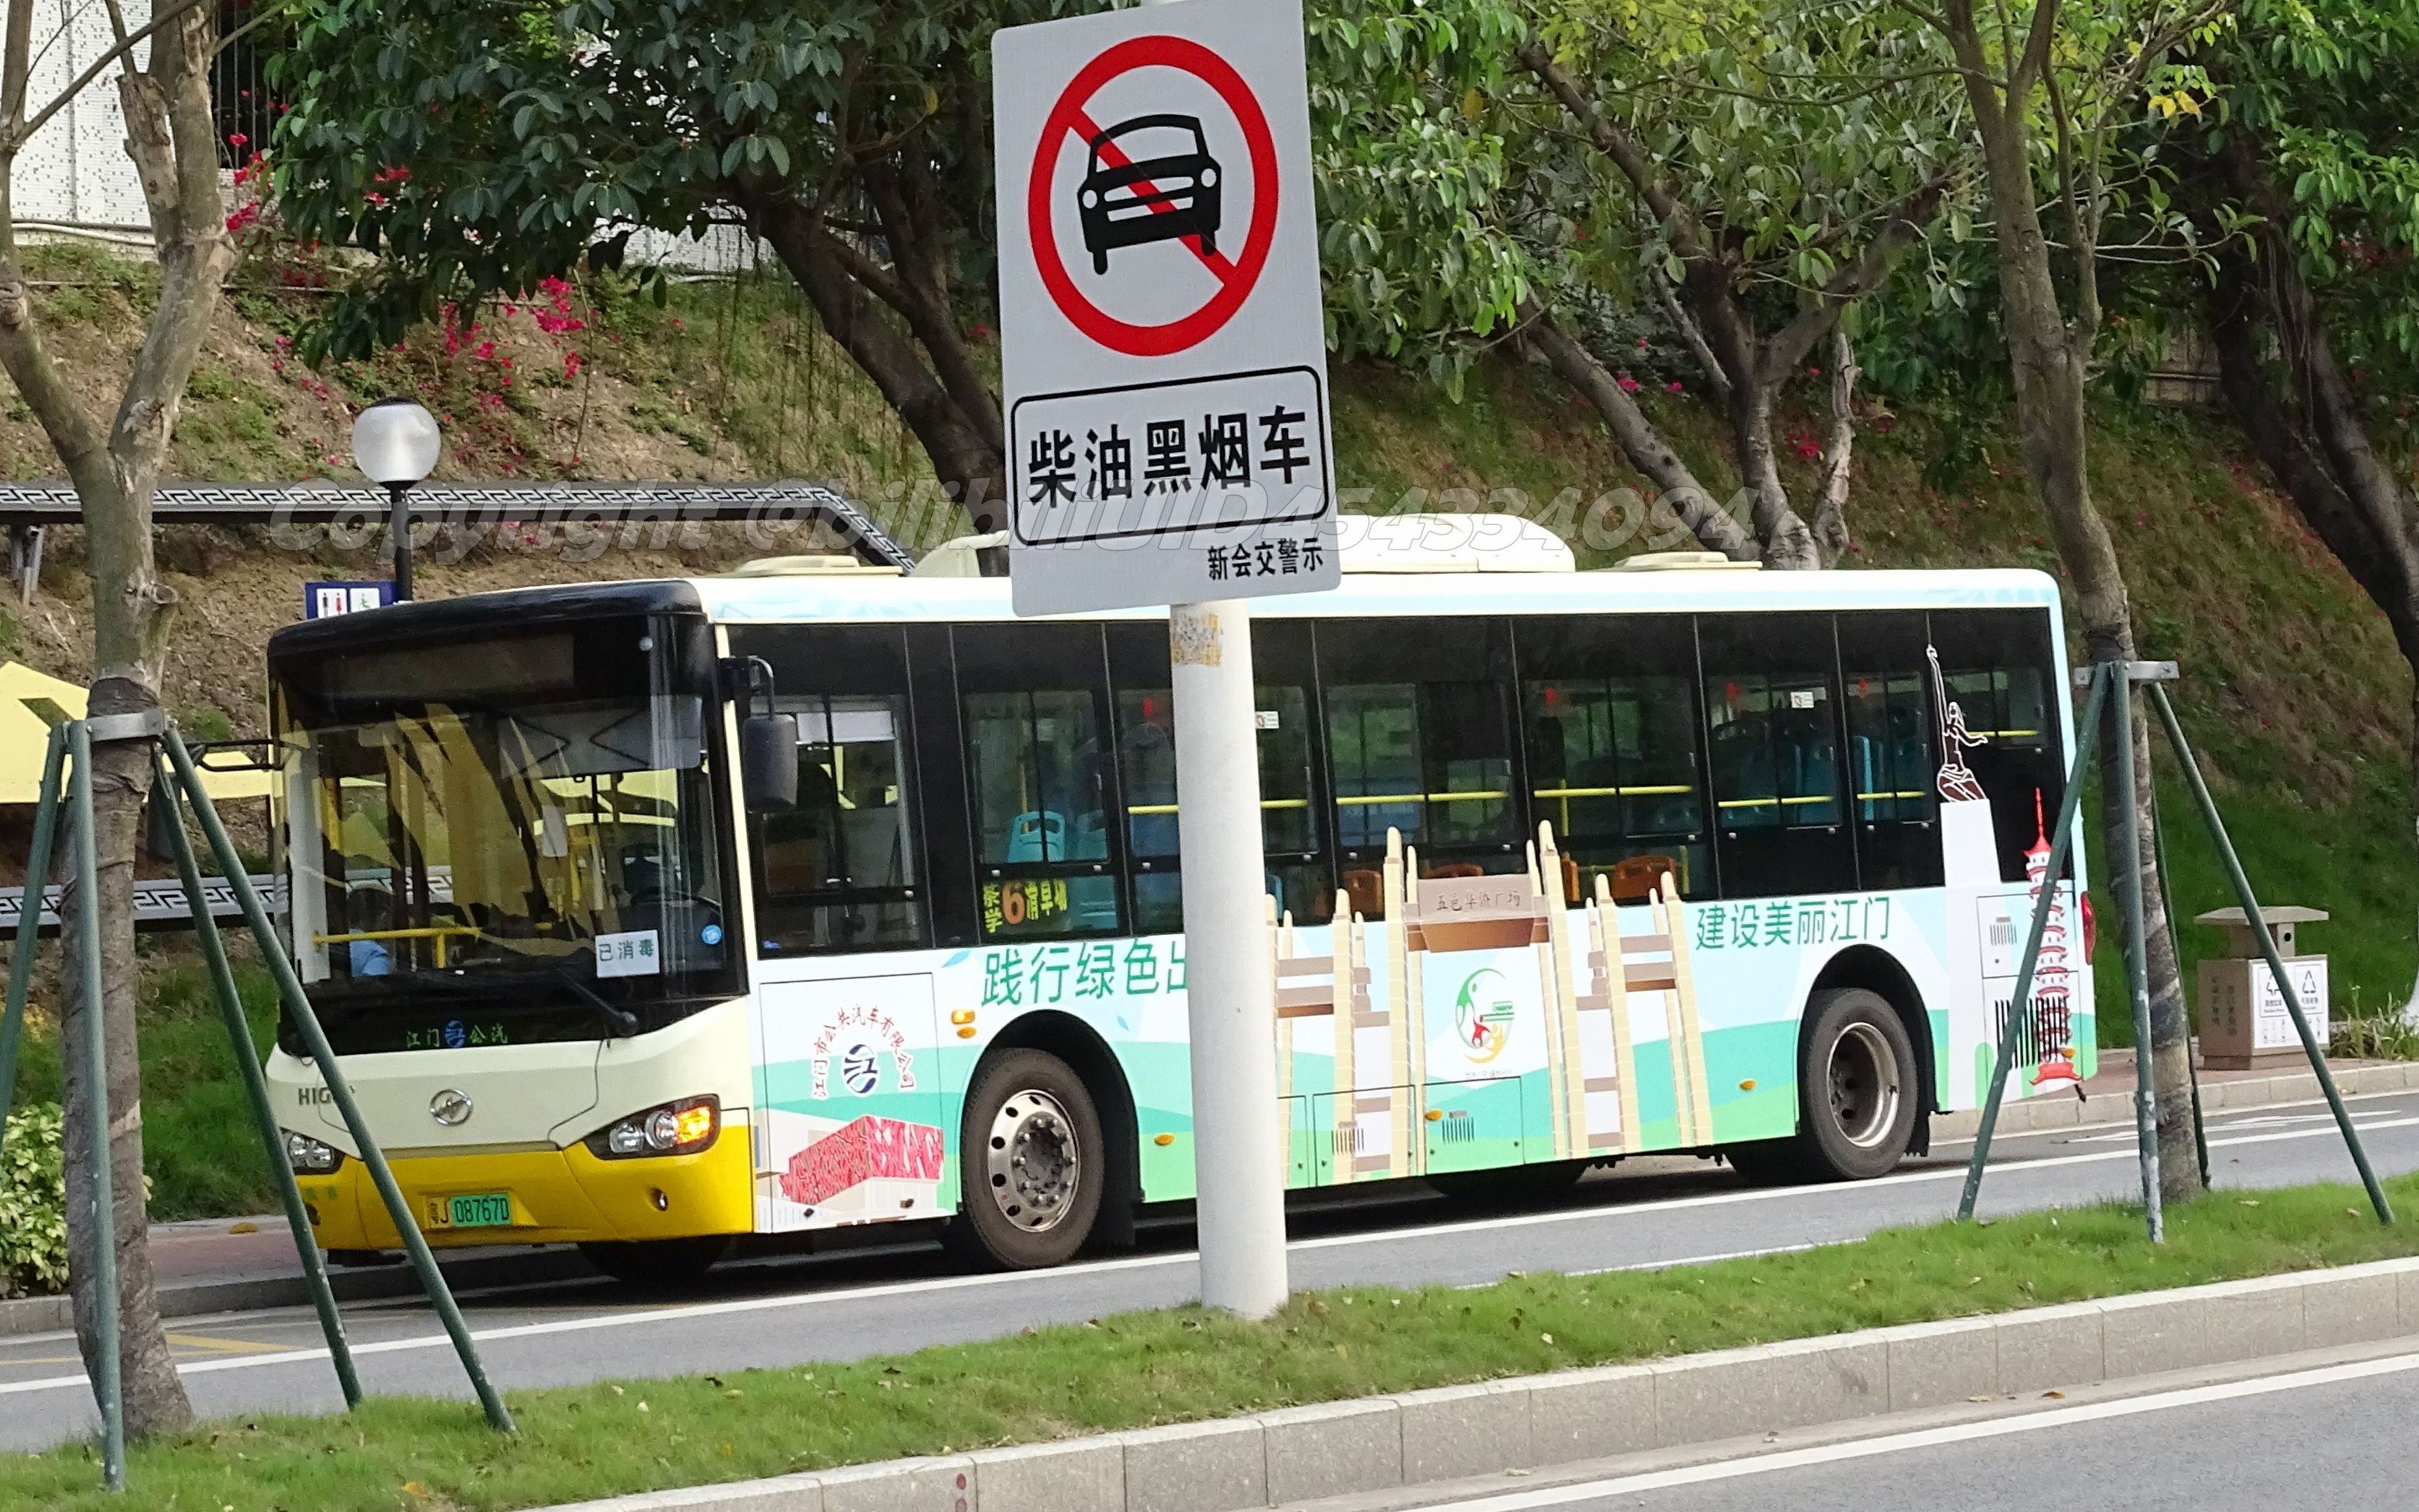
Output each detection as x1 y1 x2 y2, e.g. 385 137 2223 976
579 1235 731 1288
1796 987 1917 1181
947 1047 1104 1271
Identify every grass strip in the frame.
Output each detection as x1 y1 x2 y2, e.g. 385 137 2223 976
11 1174 2419 1511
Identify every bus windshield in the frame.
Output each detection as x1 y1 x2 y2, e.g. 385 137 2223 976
271 612 740 1051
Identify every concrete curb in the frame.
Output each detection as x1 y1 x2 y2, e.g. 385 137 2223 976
535 1254 2419 1512
1927 1060 2418 1142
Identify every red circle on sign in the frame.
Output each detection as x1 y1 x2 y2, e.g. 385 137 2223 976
1027 34 1281 357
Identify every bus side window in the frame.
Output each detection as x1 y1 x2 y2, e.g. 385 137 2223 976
1929 608 2065 882
1516 614 1712 900
731 627 930 956
1839 611 1944 891
1699 612 1856 899
1105 621 1329 936
954 623 1124 941
1318 617 1523 906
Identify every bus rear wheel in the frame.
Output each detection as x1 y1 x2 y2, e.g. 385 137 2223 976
1795 987 1917 1180
579 1235 731 1288
947 1048 1104 1271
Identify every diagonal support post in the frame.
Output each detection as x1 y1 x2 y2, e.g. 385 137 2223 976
161 728 516 1433
65 722 126 1487
2148 684 2394 1224
150 753 364 1405
0 722 66 1133
1959 662 2111 1221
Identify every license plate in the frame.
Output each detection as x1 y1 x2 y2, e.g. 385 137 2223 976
442 1193 513 1228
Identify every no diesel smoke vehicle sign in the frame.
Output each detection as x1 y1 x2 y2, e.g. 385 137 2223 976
993 0 1338 615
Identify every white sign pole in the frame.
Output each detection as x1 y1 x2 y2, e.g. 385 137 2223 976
1142 0 1286 1321
1169 595 1288 1316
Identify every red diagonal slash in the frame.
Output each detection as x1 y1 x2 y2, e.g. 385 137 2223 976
1069 107 1241 285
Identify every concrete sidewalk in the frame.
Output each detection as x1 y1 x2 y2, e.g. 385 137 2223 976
1929 1049 2411 1141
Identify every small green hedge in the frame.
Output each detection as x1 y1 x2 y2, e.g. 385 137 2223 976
0 1103 68 1297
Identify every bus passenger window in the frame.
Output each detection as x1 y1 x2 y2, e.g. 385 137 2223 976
963 688 1122 939
753 694 925 952
1930 608 2064 882
1700 613 1856 898
1319 618 1522 893
1108 620 1329 934
1524 674 1709 901
1839 610 1943 891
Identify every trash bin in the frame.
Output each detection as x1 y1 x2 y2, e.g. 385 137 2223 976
2195 906 2329 1070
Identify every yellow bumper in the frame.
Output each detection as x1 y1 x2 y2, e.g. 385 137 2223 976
295 1124 754 1250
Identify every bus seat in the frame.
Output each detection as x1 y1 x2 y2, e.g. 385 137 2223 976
1006 810 1066 863
1072 811 1111 860
1343 867 1385 919
1609 854 1675 904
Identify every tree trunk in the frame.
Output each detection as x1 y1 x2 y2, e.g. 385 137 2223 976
1810 329 1859 565
1727 380 1820 569
59 679 187 1438
1951 33 2200 1202
751 195 1003 533
1519 303 1757 558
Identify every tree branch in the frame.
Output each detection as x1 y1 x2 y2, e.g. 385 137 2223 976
1755 174 1951 386
1 0 209 154
1811 327 1859 565
1649 271 1730 406
1519 299 1756 560
1516 40 1709 262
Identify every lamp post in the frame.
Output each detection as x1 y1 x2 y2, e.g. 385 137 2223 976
350 398 441 602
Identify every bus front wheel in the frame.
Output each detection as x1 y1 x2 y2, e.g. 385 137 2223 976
947 1047 1105 1270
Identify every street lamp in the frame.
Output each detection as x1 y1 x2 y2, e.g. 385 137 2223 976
350 398 441 602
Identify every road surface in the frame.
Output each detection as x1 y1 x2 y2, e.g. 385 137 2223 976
3 1087 2414 1451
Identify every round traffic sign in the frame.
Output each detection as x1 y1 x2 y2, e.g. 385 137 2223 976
1026 34 1280 357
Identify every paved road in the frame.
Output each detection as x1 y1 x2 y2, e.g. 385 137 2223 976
5 1087 2416 1451
1349 1338 2419 1511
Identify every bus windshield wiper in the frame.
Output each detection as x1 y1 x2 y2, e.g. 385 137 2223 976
542 961 642 1037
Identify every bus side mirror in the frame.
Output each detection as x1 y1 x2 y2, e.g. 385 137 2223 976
741 712 799 813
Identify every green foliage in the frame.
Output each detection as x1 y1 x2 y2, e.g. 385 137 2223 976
0 1104 67 1299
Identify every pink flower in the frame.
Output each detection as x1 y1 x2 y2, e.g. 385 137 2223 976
1615 372 1641 394
227 132 247 147
1667 381 1682 392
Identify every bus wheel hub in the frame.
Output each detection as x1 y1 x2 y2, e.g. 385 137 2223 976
989 1090 1081 1233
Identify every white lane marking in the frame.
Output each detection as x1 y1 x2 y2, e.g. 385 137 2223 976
1409 1348 2419 1509
2 1110 2411 1397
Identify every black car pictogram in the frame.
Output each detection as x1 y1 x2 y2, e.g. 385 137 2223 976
1078 114 1222 274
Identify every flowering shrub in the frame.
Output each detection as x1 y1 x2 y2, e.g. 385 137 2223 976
0 1105 67 1299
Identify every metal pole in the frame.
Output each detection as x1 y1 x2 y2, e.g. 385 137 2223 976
150 755 364 1405
2109 669 2165 1242
2148 684 2394 1223
1169 597 1289 1317
162 729 515 1432
66 722 125 1486
1958 662 2111 1221
0 723 66 1131
2148 779 2211 1191
387 482 414 602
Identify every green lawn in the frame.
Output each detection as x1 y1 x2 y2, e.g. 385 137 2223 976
10 1176 2419 1511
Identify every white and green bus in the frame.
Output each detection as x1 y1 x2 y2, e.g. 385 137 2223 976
263 520 2093 1281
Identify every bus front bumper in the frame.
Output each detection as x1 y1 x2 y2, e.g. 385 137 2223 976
293 1124 754 1250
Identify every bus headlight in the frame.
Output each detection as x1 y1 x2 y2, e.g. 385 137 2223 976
586 1096 720 1159
283 1131 345 1174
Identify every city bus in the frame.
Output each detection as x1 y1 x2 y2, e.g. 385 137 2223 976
262 519 2093 1282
